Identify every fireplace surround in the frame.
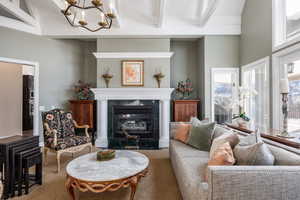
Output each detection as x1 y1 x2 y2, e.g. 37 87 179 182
91 88 174 148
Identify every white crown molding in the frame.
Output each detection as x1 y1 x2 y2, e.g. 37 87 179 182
93 52 174 59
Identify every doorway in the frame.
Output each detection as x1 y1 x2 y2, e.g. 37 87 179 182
0 57 39 137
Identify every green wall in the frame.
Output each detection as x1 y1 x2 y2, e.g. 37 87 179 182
240 0 272 66
96 38 171 88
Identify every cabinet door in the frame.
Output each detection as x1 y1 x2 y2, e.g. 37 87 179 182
174 101 198 122
70 101 94 128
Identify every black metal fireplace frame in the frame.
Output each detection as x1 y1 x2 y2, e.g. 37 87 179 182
108 100 159 149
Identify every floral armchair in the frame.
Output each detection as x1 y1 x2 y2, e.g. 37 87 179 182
42 109 92 172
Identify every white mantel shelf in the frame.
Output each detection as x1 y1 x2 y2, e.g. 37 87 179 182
91 88 174 100
93 52 174 59
91 88 174 149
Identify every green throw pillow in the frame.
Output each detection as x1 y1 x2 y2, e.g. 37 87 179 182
187 122 216 151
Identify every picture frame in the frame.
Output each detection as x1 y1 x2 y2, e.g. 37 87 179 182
121 60 144 86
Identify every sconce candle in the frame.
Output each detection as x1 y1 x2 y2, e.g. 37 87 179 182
280 78 289 94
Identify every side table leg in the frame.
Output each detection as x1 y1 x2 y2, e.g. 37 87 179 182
129 176 138 200
65 177 76 200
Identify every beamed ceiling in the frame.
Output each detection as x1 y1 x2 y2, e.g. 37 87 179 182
0 0 246 38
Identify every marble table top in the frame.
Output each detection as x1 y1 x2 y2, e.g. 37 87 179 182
66 150 149 182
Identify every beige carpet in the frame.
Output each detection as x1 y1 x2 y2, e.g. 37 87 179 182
12 148 182 200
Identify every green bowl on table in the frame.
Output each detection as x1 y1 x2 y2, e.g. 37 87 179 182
96 150 116 161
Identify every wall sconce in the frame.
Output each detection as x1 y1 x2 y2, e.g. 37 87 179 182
153 72 165 88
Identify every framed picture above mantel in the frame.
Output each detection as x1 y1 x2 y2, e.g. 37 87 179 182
121 60 144 86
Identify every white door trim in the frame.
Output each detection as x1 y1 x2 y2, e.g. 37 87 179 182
210 67 239 122
0 57 39 137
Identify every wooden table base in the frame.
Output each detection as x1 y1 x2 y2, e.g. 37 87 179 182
65 168 148 200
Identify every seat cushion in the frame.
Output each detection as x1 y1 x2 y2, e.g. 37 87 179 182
170 140 209 200
171 140 210 158
52 136 91 151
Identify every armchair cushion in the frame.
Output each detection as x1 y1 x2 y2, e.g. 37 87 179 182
53 136 91 151
60 111 76 137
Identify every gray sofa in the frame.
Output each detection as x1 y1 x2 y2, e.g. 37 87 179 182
170 123 300 200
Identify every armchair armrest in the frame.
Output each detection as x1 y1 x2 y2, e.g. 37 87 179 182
73 120 90 138
44 123 58 146
207 166 300 200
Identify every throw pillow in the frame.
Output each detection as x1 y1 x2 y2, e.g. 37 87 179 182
234 129 275 165
187 122 216 151
208 142 236 165
170 122 191 139
173 124 192 143
209 132 240 158
190 117 209 127
234 142 275 165
212 126 233 140
204 142 236 182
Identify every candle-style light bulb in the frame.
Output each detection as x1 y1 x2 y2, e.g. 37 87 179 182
101 12 105 22
109 2 114 14
65 1 68 9
81 10 85 21
107 0 115 18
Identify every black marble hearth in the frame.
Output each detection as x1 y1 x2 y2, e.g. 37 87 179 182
108 100 159 149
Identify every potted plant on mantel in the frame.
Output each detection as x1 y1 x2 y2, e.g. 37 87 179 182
69 81 96 143
172 79 200 122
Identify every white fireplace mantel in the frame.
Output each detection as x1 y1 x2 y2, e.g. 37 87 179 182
91 88 174 148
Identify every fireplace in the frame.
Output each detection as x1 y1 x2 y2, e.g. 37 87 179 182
91 88 174 149
108 100 159 149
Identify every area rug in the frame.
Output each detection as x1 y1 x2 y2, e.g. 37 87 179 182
12 149 182 200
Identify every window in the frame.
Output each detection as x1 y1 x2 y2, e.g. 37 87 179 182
285 61 300 132
273 0 300 50
241 57 270 131
211 68 239 124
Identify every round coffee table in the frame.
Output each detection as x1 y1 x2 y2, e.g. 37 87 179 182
65 150 149 200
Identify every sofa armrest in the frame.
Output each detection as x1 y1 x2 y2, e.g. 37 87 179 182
207 166 300 200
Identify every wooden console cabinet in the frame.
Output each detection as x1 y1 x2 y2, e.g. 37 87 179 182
69 100 96 144
173 100 200 122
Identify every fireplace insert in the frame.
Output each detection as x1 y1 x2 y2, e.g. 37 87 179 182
108 100 159 149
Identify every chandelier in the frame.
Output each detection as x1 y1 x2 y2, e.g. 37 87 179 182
61 0 115 32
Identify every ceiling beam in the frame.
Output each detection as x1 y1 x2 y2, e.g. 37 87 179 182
157 0 167 27
0 0 38 26
113 0 121 28
0 16 41 35
25 0 41 32
199 0 220 27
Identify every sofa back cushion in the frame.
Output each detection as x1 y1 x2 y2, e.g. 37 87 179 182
267 145 300 165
